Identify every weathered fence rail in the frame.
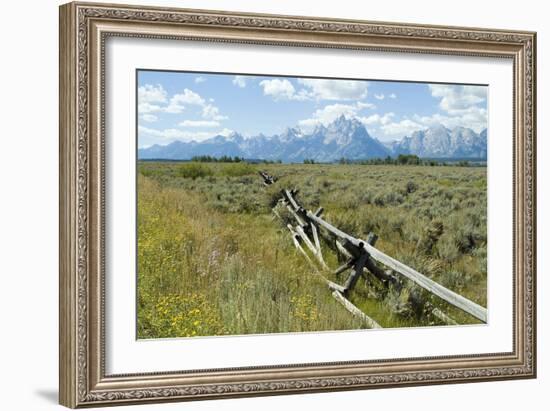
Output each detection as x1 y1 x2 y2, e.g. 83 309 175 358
260 170 488 328
259 170 277 185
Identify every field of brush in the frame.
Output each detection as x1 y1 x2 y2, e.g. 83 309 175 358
137 161 487 339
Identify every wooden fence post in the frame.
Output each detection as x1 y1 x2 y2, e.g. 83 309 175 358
343 250 368 295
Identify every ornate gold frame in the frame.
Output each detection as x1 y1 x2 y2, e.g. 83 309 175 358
59 2 536 408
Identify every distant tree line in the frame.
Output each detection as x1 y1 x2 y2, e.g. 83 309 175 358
191 155 244 163
257 159 283 164
337 154 478 167
338 154 422 165
191 155 283 164
189 154 479 166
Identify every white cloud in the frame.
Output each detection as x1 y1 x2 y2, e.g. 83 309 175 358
429 84 486 113
202 104 228 121
138 125 192 140
138 86 206 114
297 118 323 130
218 128 234 137
412 108 488 133
137 84 168 113
194 76 206 83
297 79 368 100
138 84 167 104
165 89 230 120
258 78 370 102
379 118 423 138
371 97 487 141
360 112 395 126
232 75 248 88
348 112 422 141
179 120 220 127
421 84 488 132
140 114 158 123
138 102 164 114
170 89 205 106
374 93 385 100
162 89 205 114
354 84 487 139
298 101 374 132
163 104 185 114
259 79 309 101
138 125 232 146
137 86 228 122
357 101 376 110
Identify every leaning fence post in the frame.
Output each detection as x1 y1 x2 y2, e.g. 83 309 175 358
362 233 399 287
366 232 378 246
343 249 368 296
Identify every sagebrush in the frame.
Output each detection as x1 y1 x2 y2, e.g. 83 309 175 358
137 162 487 338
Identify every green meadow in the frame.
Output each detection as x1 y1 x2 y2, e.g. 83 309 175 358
137 161 487 339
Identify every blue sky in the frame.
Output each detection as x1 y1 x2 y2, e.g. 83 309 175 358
137 70 487 148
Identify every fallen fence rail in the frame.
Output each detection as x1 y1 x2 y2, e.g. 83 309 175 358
331 290 382 329
259 170 277 185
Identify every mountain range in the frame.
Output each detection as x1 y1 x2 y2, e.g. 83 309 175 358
138 115 487 162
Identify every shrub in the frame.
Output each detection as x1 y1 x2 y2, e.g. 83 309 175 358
329 211 361 236
454 224 485 253
385 191 405 205
389 217 405 238
472 247 488 275
373 191 404 206
436 235 461 262
339 192 361 209
386 285 428 319
264 186 284 208
405 180 418 194
360 190 374 204
437 270 471 292
372 193 385 206
416 219 444 255
220 163 256 177
177 163 213 179
139 167 155 177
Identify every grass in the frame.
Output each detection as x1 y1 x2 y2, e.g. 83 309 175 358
137 161 487 338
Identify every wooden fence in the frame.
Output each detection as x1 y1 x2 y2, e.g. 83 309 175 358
260 171 487 329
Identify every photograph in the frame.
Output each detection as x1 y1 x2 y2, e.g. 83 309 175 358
136 70 489 339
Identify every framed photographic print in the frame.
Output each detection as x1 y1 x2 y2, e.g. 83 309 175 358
59 2 537 408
